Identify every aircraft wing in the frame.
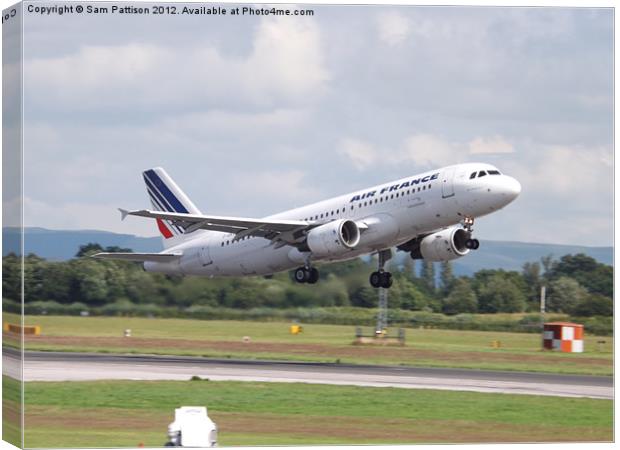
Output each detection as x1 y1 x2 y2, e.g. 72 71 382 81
120 209 311 242
92 252 182 262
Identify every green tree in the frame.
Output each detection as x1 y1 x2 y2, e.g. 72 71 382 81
68 259 109 304
24 254 46 303
401 257 416 282
125 270 166 305
477 274 527 313
540 254 554 279
439 261 455 296
442 278 478 315
75 243 104 257
522 261 542 310
420 260 436 294
549 254 612 297
349 285 377 308
388 276 428 311
171 277 219 307
572 293 613 317
547 276 588 314
2 253 21 301
40 262 73 303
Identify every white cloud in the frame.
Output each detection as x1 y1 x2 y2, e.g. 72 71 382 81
505 144 612 197
468 136 514 155
338 138 378 170
401 134 465 168
161 109 310 142
24 16 328 111
229 169 322 211
337 134 516 170
377 12 411 46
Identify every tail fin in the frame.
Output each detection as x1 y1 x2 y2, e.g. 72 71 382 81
142 167 202 248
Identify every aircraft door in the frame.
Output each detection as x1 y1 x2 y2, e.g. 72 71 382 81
441 168 456 198
199 245 213 266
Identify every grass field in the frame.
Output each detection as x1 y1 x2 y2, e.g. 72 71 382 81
5 376 611 447
6 313 612 375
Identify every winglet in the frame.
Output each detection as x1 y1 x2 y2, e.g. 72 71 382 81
118 208 129 221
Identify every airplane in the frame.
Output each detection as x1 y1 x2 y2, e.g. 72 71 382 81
93 163 521 288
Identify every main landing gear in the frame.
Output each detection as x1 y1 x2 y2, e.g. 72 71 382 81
294 266 319 284
369 249 393 289
462 215 480 250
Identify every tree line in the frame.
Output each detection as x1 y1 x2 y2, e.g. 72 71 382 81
2 243 612 318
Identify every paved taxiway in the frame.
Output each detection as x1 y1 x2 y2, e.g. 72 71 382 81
3 349 612 400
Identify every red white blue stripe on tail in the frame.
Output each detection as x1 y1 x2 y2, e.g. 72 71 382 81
142 167 201 240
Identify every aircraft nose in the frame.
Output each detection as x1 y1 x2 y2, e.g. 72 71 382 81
502 176 521 201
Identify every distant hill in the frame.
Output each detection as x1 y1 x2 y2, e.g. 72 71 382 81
3 227 161 260
3 227 613 275
450 240 612 275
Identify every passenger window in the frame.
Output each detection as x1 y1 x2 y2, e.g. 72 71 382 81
390 194 394 199
478 171 487 177
470 172 476 179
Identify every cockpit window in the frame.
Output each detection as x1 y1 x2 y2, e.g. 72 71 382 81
488 170 501 175
469 172 476 179
478 171 487 177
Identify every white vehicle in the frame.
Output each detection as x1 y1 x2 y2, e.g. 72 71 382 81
94 163 521 288
166 406 217 447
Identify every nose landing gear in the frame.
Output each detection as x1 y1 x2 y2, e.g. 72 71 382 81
461 216 480 251
466 238 480 250
465 239 480 250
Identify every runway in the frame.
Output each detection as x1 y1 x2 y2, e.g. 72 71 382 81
3 349 613 399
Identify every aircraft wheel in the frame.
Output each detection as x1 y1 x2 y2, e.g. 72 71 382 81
369 271 382 288
307 268 319 284
294 267 308 283
472 239 480 250
380 272 393 289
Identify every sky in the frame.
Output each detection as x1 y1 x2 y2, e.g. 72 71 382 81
5 3 614 246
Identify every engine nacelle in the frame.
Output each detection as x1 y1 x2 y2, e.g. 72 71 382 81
306 219 360 258
417 227 470 261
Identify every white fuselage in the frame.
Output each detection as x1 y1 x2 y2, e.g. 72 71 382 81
144 163 521 277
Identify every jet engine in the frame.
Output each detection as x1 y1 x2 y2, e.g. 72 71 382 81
410 227 470 261
306 219 361 258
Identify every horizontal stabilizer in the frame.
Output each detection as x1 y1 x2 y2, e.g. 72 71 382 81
91 252 182 263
